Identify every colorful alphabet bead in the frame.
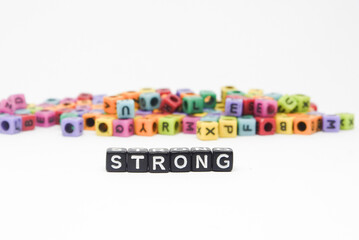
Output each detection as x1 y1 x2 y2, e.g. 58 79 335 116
61 117 84 137
0 115 22 134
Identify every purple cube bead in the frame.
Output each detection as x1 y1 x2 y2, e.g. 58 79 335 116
76 105 92 111
92 94 106 105
60 98 76 104
176 88 193 97
254 99 277 117
35 110 56 127
61 117 84 137
182 116 201 134
135 110 152 116
0 115 22 134
72 109 90 117
113 119 134 137
225 98 243 117
8 94 27 110
0 99 14 114
322 115 340 132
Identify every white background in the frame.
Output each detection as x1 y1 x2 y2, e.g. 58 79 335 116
0 0 358 239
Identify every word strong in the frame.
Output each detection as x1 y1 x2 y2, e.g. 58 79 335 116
106 147 233 173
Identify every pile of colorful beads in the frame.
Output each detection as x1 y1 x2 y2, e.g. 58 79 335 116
0 86 355 140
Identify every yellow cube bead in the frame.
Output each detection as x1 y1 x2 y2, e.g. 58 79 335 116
215 102 225 111
139 88 156 93
192 112 207 117
248 89 263 96
219 116 237 138
221 86 237 101
95 116 115 136
275 114 294 134
196 121 219 141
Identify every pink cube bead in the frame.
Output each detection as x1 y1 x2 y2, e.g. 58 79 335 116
113 119 134 137
182 116 200 134
254 99 278 117
8 94 27 110
35 110 56 127
60 98 76 104
0 99 14 114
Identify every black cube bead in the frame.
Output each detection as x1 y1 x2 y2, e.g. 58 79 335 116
127 148 149 172
170 147 192 172
149 148 170 173
191 147 213 171
106 148 127 172
212 148 233 172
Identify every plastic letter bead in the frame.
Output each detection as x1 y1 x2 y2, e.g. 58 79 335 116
149 148 170 173
247 89 263 97
255 117 276 136
182 116 200 134
225 98 243 117
293 94 311 113
200 90 217 109
212 148 233 172
113 119 134 137
159 94 182 113
158 116 180 135
18 114 36 131
156 88 171 96
277 95 298 113
116 99 135 119
196 121 219 140
127 148 149 172
106 148 127 172
182 96 204 114
0 115 22 134
61 117 84 137
322 115 340 132
242 98 255 116
265 93 283 101
293 116 316 135
8 94 27 110
221 86 237 101
103 96 124 114
338 113 354 130
139 92 161 111
254 99 277 117
77 93 93 101
170 114 185 132
134 116 158 136
60 112 78 124
35 110 56 127
82 113 101 131
95 116 115 136
237 115 256 136
176 89 193 97
191 147 212 172
170 148 191 172
92 95 106 105
0 99 14 114
275 114 294 134
219 116 237 138
140 88 156 94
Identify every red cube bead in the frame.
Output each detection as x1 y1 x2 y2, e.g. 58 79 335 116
156 88 172 96
18 114 36 131
159 94 182 113
77 93 93 101
243 98 255 115
255 117 276 135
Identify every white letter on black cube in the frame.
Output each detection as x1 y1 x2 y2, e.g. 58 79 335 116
212 148 233 172
128 148 148 172
170 148 191 172
149 148 170 173
191 147 212 171
106 148 127 172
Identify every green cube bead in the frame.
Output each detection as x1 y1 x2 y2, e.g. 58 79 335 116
277 95 298 113
158 116 180 135
60 112 78 123
182 96 204 114
200 90 217 109
292 94 311 113
338 113 354 130
226 90 246 96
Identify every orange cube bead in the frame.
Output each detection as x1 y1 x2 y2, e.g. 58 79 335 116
121 91 140 108
134 116 158 136
293 116 316 135
83 112 102 131
103 96 124 114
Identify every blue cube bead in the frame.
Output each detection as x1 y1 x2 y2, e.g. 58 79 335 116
117 99 135 119
139 92 161 111
92 94 106 105
201 115 220 122
238 116 256 136
44 98 61 105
